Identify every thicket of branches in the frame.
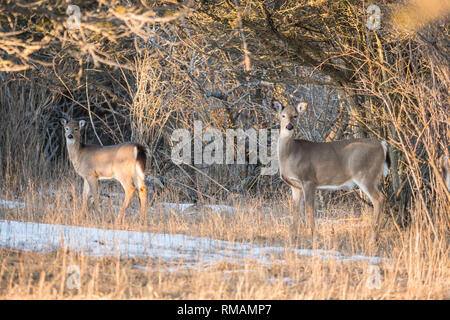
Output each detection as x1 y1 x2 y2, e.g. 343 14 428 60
0 1 448 231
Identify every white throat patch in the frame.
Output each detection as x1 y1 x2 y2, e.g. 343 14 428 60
279 130 294 139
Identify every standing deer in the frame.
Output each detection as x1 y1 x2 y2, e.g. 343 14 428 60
274 100 390 239
60 118 148 221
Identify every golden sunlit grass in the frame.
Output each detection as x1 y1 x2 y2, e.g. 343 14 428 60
0 0 448 301
0 174 448 300
391 0 450 33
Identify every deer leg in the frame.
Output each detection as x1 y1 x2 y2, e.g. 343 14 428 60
356 180 384 241
302 182 316 238
291 187 304 236
82 178 90 213
86 176 100 215
117 177 135 221
372 190 384 240
292 186 305 213
133 175 147 222
81 179 91 219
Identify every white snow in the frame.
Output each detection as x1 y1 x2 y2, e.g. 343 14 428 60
0 199 25 209
158 202 196 212
158 202 237 213
204 204 237 213
0 220 390 271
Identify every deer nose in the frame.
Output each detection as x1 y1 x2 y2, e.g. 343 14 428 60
67 134 73 139
286 123 294 130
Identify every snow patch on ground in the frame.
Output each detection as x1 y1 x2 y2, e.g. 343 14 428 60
158 202 237 214
0 220 390 272
0 199 25 209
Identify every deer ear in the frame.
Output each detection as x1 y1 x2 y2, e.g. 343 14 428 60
60 118 67 126
296 101 308 114
79 120 86 128
272 101 283 113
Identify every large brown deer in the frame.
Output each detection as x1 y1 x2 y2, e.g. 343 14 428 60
274 100 390 239
60 119 148 221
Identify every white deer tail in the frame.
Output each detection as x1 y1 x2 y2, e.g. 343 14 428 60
380 141 390 178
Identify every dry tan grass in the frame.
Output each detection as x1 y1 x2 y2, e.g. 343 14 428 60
0 174 448 300
1 2 448 300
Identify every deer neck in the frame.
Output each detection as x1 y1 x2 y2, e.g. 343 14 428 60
66 140 84 170
278 129 295 151
278 131 297 171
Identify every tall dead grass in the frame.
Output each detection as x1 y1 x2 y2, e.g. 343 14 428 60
0 169 448 299
0 31 448 299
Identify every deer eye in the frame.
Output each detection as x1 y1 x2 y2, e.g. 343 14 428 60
282 115 286 118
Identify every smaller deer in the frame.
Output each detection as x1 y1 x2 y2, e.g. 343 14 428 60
439 154 450 192
60 118 148 221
